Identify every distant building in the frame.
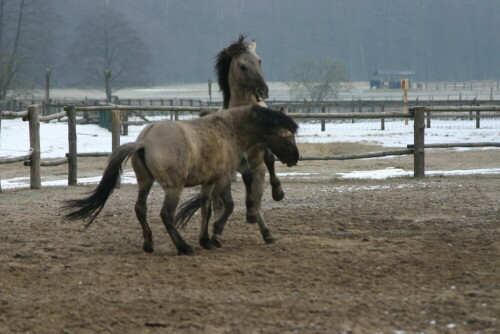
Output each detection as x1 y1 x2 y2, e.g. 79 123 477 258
370 70 416 89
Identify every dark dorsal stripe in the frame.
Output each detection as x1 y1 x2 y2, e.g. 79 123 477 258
214 34 248 109
250 105 299 134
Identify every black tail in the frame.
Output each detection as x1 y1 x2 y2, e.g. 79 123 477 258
63 142 142 228
174 194 202 228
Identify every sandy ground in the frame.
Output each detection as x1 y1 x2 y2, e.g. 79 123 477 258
0 144 499 333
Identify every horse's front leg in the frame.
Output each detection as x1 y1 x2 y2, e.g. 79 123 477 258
211 183 234 248
251 164 276 244
199 184 215 250
240 157 258 223
264 147 284 201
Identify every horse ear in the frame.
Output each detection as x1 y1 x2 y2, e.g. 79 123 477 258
279 107 288 115
248 40 256 52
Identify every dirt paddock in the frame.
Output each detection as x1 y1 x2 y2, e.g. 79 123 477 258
0 146 499 333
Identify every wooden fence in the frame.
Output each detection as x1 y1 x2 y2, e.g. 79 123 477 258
4 95 500 115
1 104 499 191
416 80 500 91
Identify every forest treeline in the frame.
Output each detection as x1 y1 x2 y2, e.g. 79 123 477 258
1 0 499 92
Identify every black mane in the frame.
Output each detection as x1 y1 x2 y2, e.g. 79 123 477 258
250 105 299 134
214 34 248 109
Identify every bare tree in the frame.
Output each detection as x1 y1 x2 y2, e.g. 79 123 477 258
288 58 349 102
63 5 151 93
0 0 27 99
0 0 55 99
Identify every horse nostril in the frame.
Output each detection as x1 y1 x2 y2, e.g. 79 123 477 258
262 87 269 98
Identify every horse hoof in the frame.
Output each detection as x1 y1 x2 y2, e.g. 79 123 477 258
272 188 285 201
211 234 223 248
230 173 238 182
200 238 215 250
246 214 258 224
264 236 276 244
143 243 154 253
178 245 194 255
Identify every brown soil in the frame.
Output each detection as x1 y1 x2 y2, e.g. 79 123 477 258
0 144 499 333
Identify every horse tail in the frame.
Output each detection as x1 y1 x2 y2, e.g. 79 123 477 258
174 194 202 228
63 142 142 228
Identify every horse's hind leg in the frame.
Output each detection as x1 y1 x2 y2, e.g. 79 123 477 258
199 184 216 250
264 148 284 201
135 178 154 253
132 153 155 253
211 184 234 248
160 188 194 255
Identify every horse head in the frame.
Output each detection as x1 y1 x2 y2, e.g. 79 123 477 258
215 35 269 108
251 106 299 167
264 130 299 167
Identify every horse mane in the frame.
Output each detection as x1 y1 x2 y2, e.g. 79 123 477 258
215 34 248 109
250 105 299 134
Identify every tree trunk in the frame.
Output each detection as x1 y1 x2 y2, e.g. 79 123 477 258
0 0 5 51
0 0 25 99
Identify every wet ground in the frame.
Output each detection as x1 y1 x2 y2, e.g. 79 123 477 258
0 144 498 333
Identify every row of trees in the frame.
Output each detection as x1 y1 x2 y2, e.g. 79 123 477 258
4 0 499 101
1 2 152 100
1 2 347 102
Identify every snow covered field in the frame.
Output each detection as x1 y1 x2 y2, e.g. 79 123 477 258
1 113 498 190
17 82 498 102
1 116 498 158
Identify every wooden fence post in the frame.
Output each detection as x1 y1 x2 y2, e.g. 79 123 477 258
67 105 77 185
476 111 480 129
111 109 121 188
402 78 409 125
321 106 326 131
208 79 212 103
28 105 41 189
413 107 425 178
380 105 385 130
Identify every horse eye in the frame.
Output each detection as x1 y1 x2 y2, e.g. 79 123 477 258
239 63 247 71
259 59 262 65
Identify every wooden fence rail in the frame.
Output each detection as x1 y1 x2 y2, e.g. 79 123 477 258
300 149 414 161
407 142 500 149
1 104 500 191
73 105 220 112
0 155 31 164
1 110 28 117
411 106 500 112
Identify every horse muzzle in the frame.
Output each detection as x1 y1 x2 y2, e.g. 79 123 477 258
278 147 299 167
256 87 269 102
265 135 299 167
285 154 299 167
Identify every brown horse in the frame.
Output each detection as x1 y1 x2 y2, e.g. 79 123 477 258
216 35 285 204
175 35 287 246
63 105 299 255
